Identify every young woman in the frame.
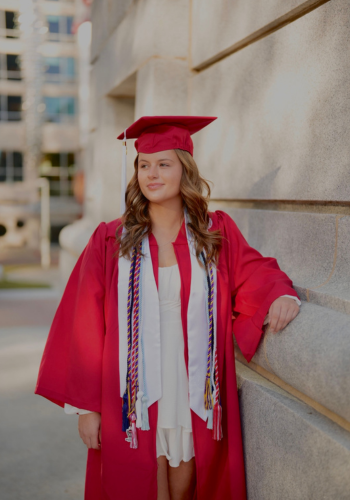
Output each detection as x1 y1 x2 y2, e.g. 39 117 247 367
35 116 301 500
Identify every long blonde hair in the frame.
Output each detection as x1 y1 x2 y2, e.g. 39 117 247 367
115 148 222 266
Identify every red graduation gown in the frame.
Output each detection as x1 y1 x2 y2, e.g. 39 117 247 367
35 210 300 500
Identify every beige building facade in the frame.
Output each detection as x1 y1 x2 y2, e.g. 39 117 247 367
61 1 350 498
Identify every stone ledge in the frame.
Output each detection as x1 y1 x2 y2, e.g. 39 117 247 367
236 362 350 500
237 300 350 422
295 285 350 316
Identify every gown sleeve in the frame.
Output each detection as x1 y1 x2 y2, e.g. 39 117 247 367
34 222 107 412
217 210 300 363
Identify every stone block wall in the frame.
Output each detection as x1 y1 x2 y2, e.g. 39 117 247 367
60 0 350 496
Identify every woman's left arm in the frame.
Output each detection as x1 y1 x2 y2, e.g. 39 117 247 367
217 210 301 361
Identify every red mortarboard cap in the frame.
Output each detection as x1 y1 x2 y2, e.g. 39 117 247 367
117 115 217 215
117 115 217 155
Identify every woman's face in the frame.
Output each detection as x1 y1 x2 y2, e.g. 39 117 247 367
137 149 183 204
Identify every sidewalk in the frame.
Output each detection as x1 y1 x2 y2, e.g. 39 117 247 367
0 258 87 500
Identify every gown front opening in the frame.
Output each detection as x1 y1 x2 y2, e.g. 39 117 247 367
156 263 195 467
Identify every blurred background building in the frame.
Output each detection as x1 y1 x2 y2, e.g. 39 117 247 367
0 0 90 258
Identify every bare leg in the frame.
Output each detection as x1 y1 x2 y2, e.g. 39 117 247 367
168 458 196 500
157 455 171 500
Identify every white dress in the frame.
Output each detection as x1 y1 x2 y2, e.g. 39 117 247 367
156 264 195 467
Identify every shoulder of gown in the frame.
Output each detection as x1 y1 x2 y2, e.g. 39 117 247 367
209 209 301 361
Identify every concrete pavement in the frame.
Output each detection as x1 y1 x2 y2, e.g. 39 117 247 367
0 264 88 500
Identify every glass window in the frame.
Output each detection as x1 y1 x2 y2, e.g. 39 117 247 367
8 95 21 112
39 152 76 196
0 151 23 182
0 164 6 182
46 15 75 41
63 96 75 115
45 57 60 74
44 97 61 122
0 151 6 167
47 15 60 34
1 10 19 39
0 95 22 121
45 96 59 115
50 153 61 167
43 57 76 83
7 54 20 72
14 165 23 181
5 11 15 30
67 152 75 167
66 58 75 77
0 54 20 80
44 96 76 123
13 152 22 166
66 16 73 35
6 54 21 80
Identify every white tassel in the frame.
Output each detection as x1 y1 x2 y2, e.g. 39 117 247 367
120 129 127 215
136 390 143 428
207 408 213 429
141 393 150 430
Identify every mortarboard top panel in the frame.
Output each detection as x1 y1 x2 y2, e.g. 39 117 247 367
116 115 217 140
116 115 217 155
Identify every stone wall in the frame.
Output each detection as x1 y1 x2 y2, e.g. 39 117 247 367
61 0 350 497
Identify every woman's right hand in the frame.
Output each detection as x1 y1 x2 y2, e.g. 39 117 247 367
78 412 101 449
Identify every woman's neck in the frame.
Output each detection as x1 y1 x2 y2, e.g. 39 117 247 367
148 199 184 233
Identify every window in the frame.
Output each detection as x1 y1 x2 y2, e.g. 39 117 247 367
39 152 76 197
5 11 15 30
0 54 21 80
7 55 21 80
44 57 76 83
46 15 74 42
0 10 20 39
47 15 59 34
67 16 73 35
44 96 76 123
0 151 23 182
0 95 22 121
